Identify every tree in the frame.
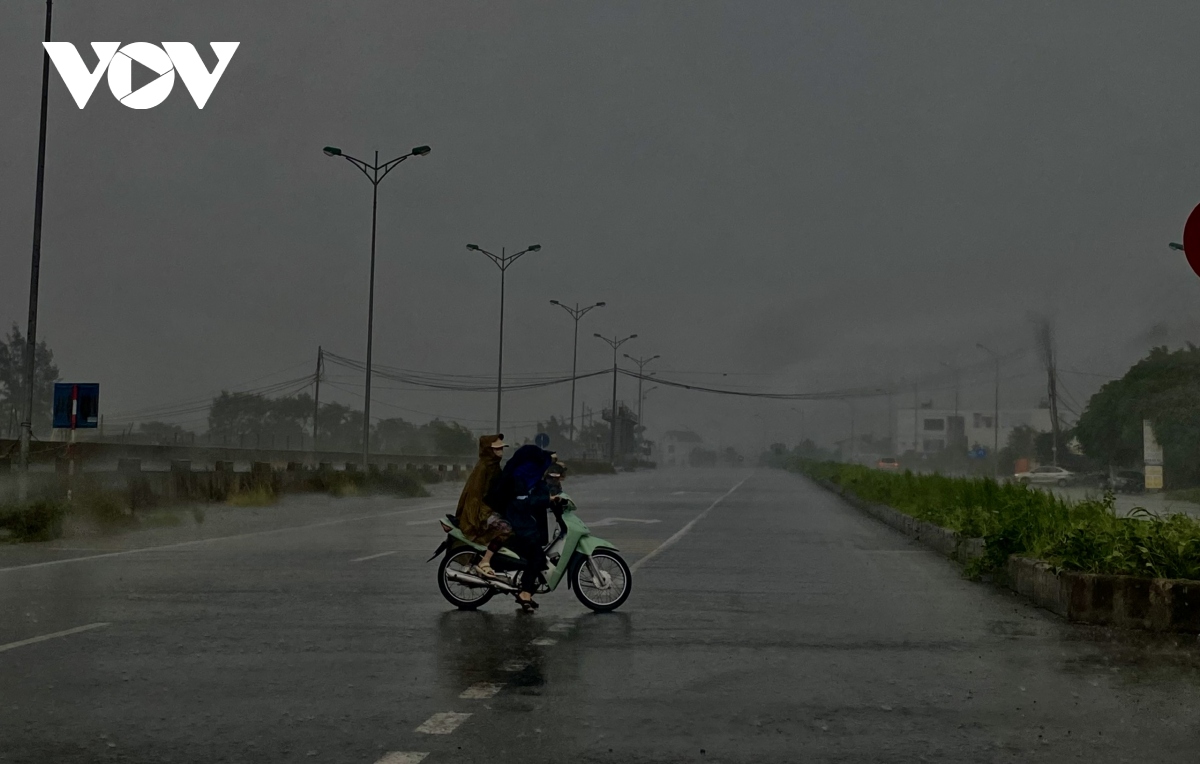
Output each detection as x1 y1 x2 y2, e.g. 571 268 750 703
1076 345 1200 486
0 324 61 437
139 421 187 444
373 417 420 454
421 419 475 456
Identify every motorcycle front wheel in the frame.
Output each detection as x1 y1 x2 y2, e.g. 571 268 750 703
570 550 632 613
438 548 495 610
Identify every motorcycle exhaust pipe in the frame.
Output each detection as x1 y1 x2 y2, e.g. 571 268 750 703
446 569 518 592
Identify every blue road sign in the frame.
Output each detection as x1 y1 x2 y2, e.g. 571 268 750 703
53 383 100 429
969 446 988 460
534 432 551 449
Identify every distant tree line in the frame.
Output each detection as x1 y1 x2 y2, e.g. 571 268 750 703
201 391 475 455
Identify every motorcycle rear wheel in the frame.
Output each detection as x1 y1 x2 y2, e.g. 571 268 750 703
438 549 495 610
570 550 632 612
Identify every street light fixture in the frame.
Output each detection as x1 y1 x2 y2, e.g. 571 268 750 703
623 353 660 446
550 300 606 442
594 333 637 461
322 143 431 468
464 243 545 432
976 343 1001 479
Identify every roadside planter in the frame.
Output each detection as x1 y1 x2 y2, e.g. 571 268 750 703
809 473 1200 633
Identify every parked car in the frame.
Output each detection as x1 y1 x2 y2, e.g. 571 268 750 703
876 457 900 471
1105 470 1145 494
1013 465 1074 487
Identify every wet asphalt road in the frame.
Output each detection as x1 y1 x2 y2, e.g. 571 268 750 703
2 468 1199 763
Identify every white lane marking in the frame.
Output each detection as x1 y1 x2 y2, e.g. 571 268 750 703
0 502 454 574
501 658 530 672
351 551 398 563
405 518 443 526
631 478 747 572
375 753 428 764
460 682 504 699
0 622 110 654
587 517 662 528
415 712 471 734
530 637 557 646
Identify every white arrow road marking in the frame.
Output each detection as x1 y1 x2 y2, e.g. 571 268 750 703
587 517 662 527
460 682 504 699
0 622 110 653
374 753 428 764
415 712 471 735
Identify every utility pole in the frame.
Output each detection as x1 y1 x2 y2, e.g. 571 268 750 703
17 0 55 499
886 385 896 456
977 343 1001 478
1035 320 1061 466
465 243 544 432
624 353 660 451
594 333 637 461
321 143 431 469
912 383 919 457
939 361 961 452
550 300 605 443
312 346 323 461
840 399 856 463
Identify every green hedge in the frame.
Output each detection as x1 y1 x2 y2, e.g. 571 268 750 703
0 499 67 542
793 460 1200 581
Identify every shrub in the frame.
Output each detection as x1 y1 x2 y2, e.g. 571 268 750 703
301 469 429 499
228 484 277 507
791 459 1200 581
0 498 67 542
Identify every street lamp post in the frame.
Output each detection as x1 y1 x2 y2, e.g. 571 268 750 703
550 300 605 443
976 343 1001 478
594 333 637 461
322 143 430 468
17 0 56 497
623 353 660 449
466 244 544 433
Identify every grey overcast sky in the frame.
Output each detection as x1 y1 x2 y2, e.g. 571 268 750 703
3 1 1200 450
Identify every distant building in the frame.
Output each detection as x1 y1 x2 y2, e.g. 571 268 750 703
655 429 705 467
895 407 1053 456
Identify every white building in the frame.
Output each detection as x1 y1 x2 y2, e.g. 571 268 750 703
654 430 705 467
895 407 1053 456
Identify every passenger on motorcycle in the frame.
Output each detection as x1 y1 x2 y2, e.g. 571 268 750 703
485 444 561 611
453 434 513 579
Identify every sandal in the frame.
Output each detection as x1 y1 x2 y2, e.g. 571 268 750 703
473 562 500 579
516 593 539 611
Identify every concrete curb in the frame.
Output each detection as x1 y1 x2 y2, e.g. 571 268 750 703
813 476 1200 633
816 478 984 564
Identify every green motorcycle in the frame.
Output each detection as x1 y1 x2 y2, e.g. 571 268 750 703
432 493 632 612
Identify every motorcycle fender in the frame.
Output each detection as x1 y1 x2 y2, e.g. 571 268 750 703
576 535 619 555
435 526 521 561
426 539 449 563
